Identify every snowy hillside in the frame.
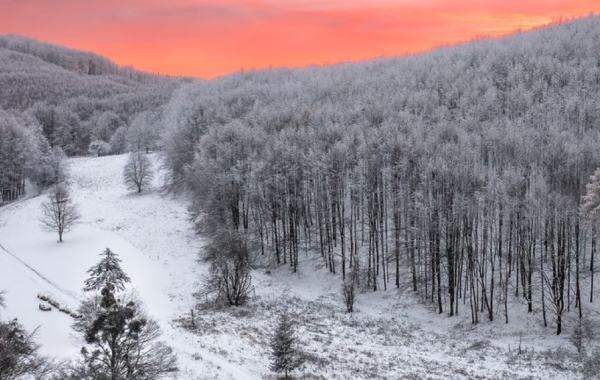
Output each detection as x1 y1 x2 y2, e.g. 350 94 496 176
0 154 588 379
0 154 256 379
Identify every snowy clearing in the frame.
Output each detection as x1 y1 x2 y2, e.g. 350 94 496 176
0 154 257 380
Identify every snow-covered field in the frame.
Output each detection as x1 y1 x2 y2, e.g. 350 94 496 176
0 154 587 379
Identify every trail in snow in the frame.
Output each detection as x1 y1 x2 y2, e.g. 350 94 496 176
0 243 79 303
0 154 258 379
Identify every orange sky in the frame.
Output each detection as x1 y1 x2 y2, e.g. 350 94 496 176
0 0 598 78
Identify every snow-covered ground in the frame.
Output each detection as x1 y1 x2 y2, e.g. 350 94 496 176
0 154 587 379
0 154 256 380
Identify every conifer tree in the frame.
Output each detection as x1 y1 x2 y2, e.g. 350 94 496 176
269 311 304 379
80 284 177 380
84 248 131 292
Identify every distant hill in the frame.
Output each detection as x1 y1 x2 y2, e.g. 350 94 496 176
0 35 188 111
159 16 600 343
0 35 193 159
0 35 176 83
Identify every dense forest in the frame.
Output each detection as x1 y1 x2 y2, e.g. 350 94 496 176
159 16 600 335
3 17 600 339
0 35 186 203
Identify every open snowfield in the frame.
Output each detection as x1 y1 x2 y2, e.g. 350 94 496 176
0 154 589 379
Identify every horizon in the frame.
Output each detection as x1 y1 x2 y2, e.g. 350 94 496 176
1 1 599 79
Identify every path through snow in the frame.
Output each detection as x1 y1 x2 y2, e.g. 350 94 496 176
0 154 258 380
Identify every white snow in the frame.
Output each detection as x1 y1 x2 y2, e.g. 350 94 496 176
0 154 257 380
0 153 585 379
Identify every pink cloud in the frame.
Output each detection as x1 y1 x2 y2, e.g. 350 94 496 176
0 0 597 77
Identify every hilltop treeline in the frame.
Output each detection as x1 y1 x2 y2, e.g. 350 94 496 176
162 16 600 334
0 35 186 203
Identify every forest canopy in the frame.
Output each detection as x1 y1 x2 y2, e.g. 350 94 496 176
161 16 600 334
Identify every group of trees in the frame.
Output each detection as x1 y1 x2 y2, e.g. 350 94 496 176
160 16 600 336
0 249 178 380
24 94 167 158
37 132 155 244
0 111 38 203
200 230 253 306
68 248 177 380
0 35 179 84
0 34 184 206
0 109 68 204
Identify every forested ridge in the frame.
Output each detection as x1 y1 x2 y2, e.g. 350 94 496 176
0 35 177 85
0 35 187 203
160 16 600 335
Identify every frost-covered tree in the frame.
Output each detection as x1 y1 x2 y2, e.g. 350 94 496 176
51 105 87 156
582 168 600 218
92 111 122 143
269 311 304 379
127 110 161 153
202 231 252 306
157 16 600 335
40 183 80 242
84 248 131 292
109 126 128 155
0 111 40 203
582 168 600 303
35 145 68 188
88 140 111 157
161 84 210 192
123 151 154 193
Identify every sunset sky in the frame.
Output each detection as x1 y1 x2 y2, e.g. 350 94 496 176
1 0 598 78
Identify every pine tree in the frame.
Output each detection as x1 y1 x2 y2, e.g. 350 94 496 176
269 311 303 379
84 248 131 292
80 284 177 380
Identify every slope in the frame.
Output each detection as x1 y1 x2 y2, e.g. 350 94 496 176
0 154 586 379
0 154 257 380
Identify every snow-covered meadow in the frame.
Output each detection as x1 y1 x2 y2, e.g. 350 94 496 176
0 154 588 379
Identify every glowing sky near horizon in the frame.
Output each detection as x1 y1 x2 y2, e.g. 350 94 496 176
0 0 598 78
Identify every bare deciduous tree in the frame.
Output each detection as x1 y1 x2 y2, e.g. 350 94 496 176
342 280 356 313
40 183 80 242
123 151 154 193
202 231 253 306
211 256 252 306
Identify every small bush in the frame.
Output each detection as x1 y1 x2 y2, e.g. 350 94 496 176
202 230 253 306
88 140 111 156
342 280 356 313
